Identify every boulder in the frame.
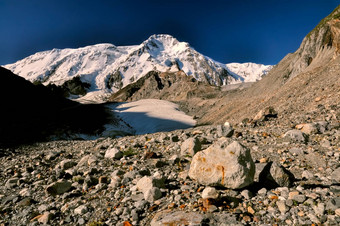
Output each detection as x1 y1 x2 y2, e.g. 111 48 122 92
202 187 219 199
301 123 319 134
104 148 123 159
144 187 162 202
284 130 308 144
258 162 295 188
180 137 201 157
216 122 234 137
45 180 72 196
189 138 255 189
253 106 277 121
331 167 340 183
137 176 164 193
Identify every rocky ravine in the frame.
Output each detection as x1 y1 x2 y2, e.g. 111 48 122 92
1 110 339 225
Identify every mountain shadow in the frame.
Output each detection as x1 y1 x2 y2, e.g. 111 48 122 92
0 67 110 148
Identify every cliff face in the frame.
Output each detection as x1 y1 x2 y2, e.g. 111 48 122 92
276 6 340 81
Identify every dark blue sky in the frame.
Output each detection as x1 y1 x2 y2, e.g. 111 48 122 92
1 0 339 65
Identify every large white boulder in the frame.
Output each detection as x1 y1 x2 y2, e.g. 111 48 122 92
189 138 255 189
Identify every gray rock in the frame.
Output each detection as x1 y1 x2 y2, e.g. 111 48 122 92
254 163 267 182
331 167 340 183
258 162 295 188
5 177 18 189
180 137 201 157
136 176 165 194
253 106 277 121
284 130 309 143
313 203 325 216
289 148 304 156
59 159 76 170
150 211 205 226
104 148 123 159
300 123 319 134
45 180 72 196
293 195 306 203
315 121 329 133
216 123 234 137
144 187 162 202
326 197 340 211
74 205 88 215
209 213 241 225
202 187 219 199
277 200 288 214
240 190 253 199
302 170 314 179
189 139 255 189
38 211 53 224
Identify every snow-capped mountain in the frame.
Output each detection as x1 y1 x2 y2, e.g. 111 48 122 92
4 34 271 102
226 63 273 82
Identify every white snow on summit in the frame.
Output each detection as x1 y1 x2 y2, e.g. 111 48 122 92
226 62 273 82
4 34 272 102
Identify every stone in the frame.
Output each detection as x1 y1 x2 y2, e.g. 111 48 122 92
59 159 76 170
77 155 91 167
144 187 162 202
202 187 219 199
335 209 340 216
180 137 201 157
288 191 300 200
284 130 308 144
5 177 18 189
289 148 304 156
258 162 295 188
326 197 340 211
74 205 88 215
136 176 165 194
331 167 340 183
38 212 53 224
241 190 253 199
45 180 72 196
189 139 255 189
315 121 328 133
104 148 123 159
299 123 319 134
216 123 234 137
302 170 314 179
150 211 205 226
258 188 267 196
313 203 325 216
277 200 288 214
254 163 267 183
293 195 306 203
253 106 277 121
19 188 31 197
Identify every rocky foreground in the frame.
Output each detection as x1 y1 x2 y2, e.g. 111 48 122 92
0 109 339 225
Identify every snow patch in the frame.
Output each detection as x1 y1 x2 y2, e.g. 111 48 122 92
108 99 196 135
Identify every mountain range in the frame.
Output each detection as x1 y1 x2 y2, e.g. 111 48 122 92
4 34 272 103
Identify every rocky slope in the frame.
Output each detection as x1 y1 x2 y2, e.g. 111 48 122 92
0 115 339 225
3 35 272 103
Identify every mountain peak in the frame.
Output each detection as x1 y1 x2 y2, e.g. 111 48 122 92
4 34 271 103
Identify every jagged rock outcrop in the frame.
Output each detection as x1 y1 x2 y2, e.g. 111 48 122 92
279 5 340 80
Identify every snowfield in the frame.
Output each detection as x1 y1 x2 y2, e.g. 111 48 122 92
107 99 196 135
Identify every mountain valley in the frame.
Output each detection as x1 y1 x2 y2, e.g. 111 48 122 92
0 5 340 226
